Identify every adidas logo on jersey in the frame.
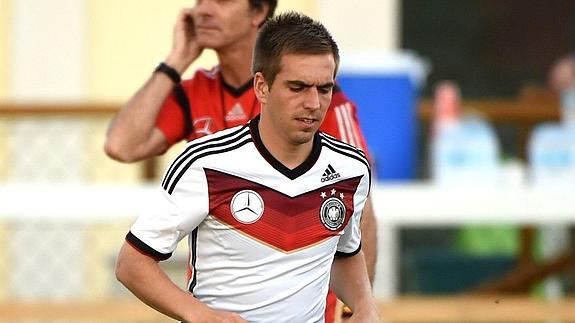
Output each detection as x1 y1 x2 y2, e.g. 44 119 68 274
225 103 248 122
321 164 340 182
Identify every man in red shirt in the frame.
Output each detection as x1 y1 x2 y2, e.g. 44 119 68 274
105 1 377 321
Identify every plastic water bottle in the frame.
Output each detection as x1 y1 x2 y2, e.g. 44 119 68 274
528 123 575 187
430 81 460 183
529 87 575 187
432 116 500 186
430 81 500 186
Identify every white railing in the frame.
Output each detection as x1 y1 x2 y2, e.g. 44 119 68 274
2 182 575 301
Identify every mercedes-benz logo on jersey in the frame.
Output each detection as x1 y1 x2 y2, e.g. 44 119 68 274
319 189 346 231
230 190 264 224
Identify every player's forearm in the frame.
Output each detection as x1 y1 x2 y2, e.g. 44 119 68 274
115 243 206 322
104 73 173 162
360 197 377 284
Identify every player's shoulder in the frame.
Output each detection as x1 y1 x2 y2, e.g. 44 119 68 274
185 123 251 154
174 123 252 168
161 123 252 193
318 131 369 169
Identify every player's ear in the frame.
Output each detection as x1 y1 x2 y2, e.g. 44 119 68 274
254 72 268 105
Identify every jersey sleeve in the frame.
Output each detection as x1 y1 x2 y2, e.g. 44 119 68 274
335 171 371 256
321 87 370 156
127 157 210 261
155 79 194 146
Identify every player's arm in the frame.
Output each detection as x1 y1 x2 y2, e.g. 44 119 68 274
104 8 203 163
322 94 378 285
115 242 246 323
330 251 379 322
360 198 377 284
330 171 378 321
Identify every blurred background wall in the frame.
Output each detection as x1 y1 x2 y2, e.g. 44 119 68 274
0 0 398 103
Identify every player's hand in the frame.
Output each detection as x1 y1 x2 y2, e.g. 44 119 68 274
166 8 203 73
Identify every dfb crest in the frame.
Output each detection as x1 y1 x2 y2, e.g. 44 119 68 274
319 189 346 231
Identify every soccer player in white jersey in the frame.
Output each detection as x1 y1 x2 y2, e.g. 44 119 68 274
115 12 379 322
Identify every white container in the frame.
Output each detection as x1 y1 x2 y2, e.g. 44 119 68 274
431 114 501 186
528 123 575 188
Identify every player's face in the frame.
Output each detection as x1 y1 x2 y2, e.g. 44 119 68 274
256 53 336 146
192 0 265 50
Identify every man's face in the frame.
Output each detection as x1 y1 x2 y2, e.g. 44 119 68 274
256 53 336 146
192 0 262 49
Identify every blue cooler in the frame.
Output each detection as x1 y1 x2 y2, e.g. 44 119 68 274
337 52 428 181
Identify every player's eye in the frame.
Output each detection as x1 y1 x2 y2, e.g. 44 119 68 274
289 86 305 92
318 86 333 94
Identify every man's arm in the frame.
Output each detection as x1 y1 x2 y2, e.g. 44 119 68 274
104 8 203 162
321 96 378 285
330 251 379 322
115 242 246 323
104 74 174 162
360 197 377 284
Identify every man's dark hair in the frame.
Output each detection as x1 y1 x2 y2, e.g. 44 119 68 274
252 11 340 87
249 0 278 24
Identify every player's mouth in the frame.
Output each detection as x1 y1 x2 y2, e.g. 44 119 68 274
296 117 317 125
295 117 318 131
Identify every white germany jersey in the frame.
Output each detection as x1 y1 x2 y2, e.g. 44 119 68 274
127 117 371 323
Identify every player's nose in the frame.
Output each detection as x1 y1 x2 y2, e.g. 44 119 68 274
303 87 321 110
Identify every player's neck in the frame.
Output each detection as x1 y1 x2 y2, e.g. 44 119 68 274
258 119 314 170
217 38 255 88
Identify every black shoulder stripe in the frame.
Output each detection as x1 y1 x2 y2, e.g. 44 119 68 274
162 124 249 187
319 132 367 159
320 139 370 170
321 141 371 194
126 231 172 261
335 243 362 258
167 137 253 194
162 126 250 188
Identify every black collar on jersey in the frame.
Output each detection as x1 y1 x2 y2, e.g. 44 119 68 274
249 115 321 180
220 74 254 98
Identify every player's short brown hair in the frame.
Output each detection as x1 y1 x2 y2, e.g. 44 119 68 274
252 12 340 87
